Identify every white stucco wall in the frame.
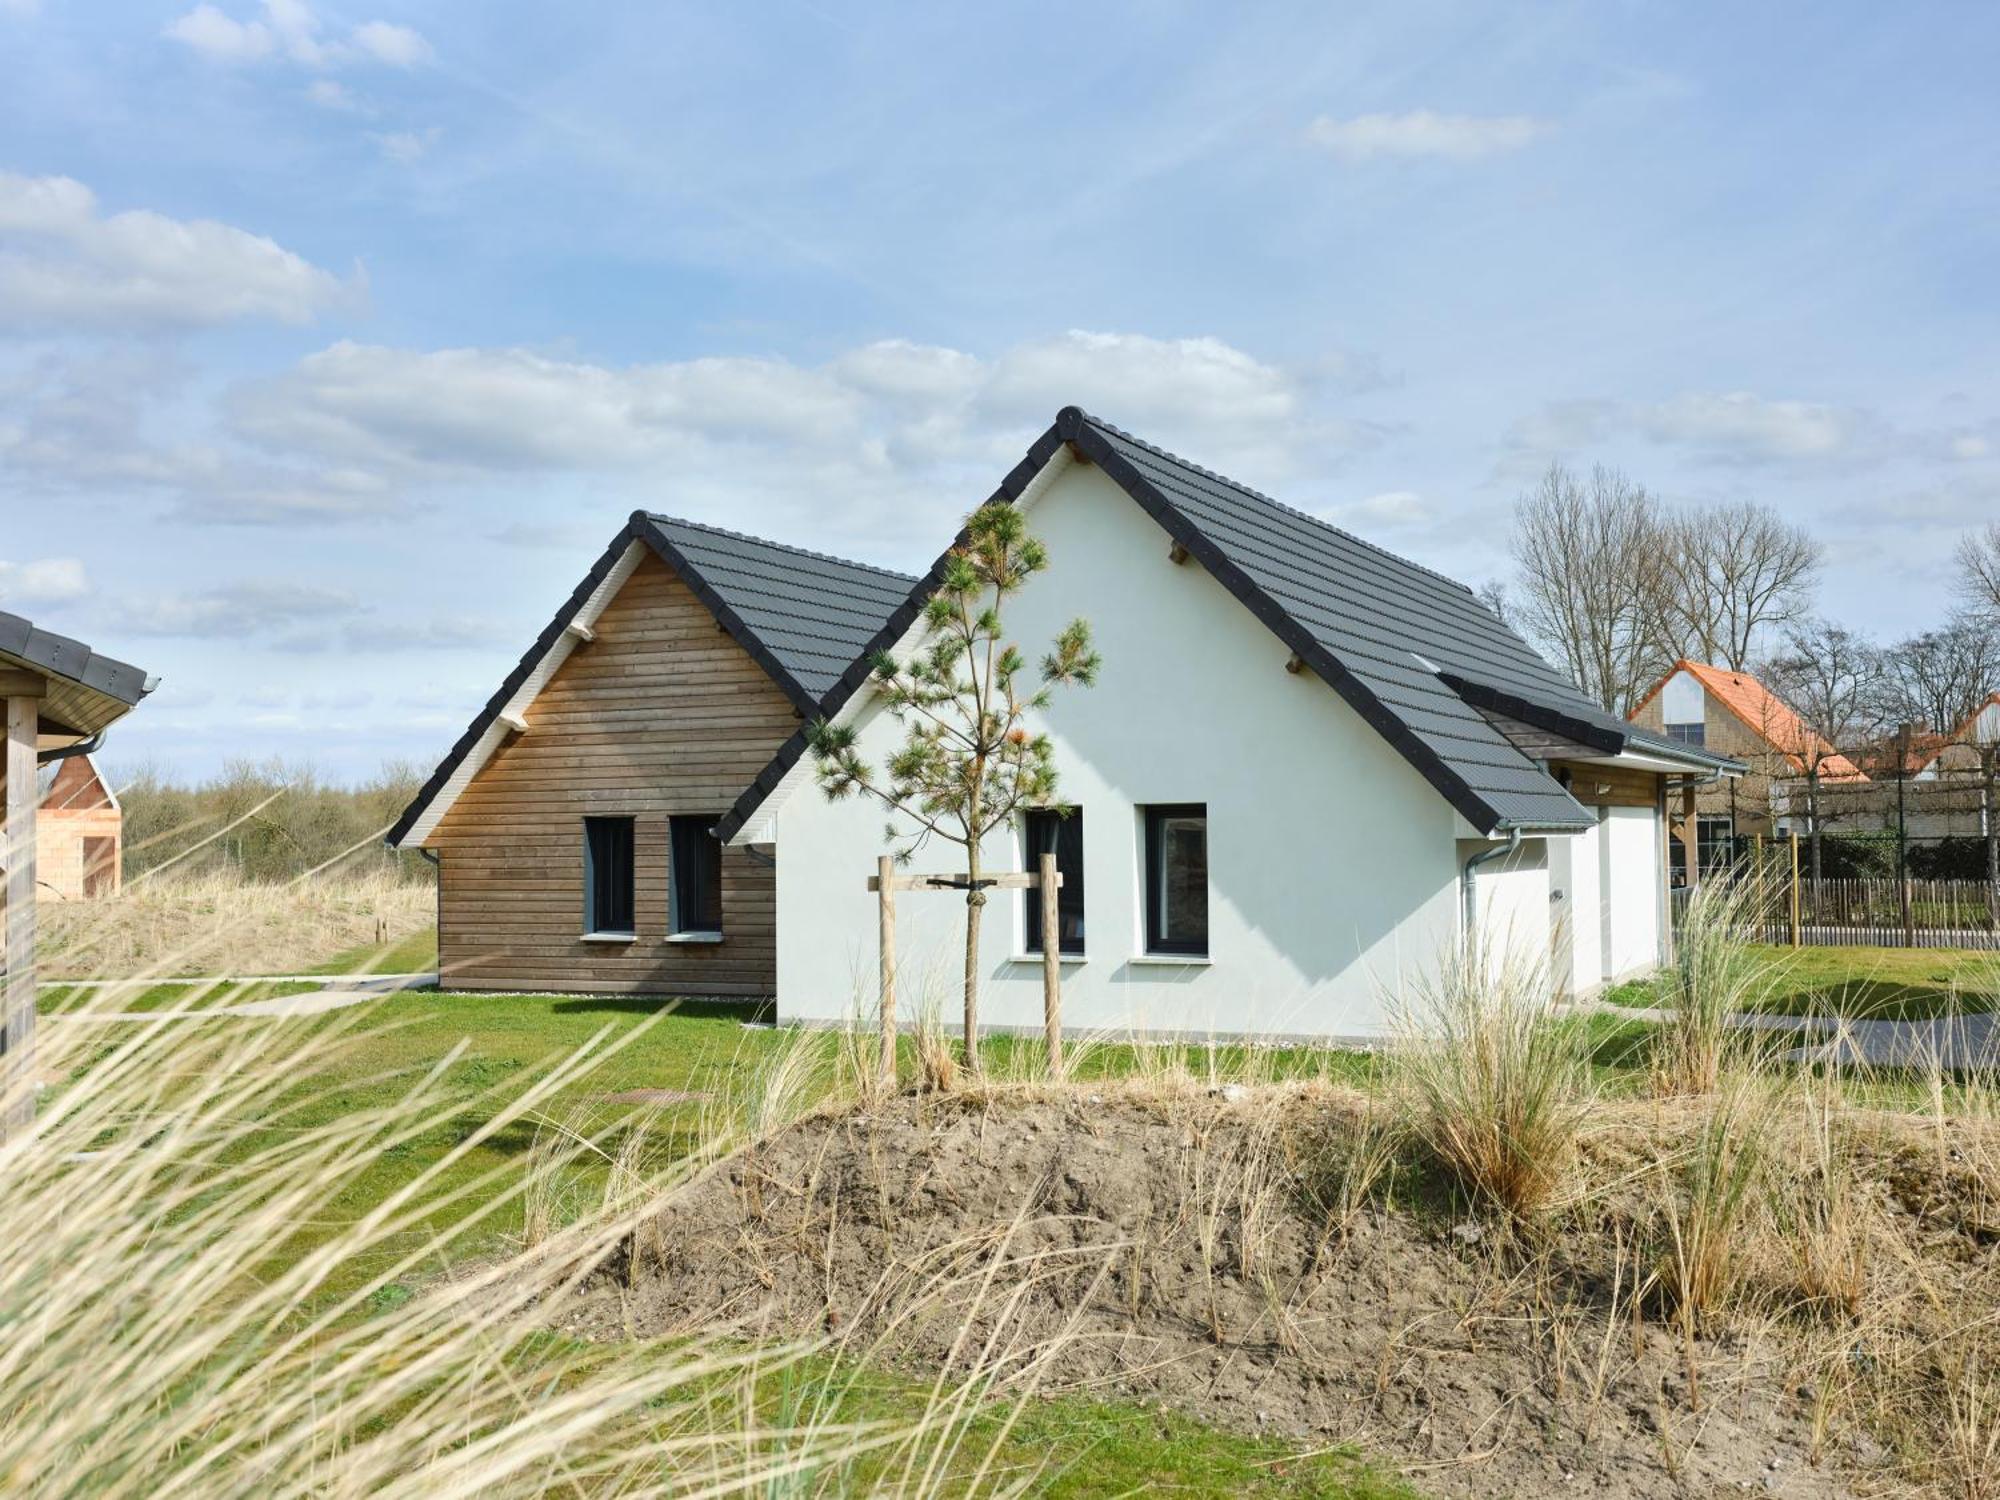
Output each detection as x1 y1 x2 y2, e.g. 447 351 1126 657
1602 804 1662 979
1455 837 1551 982
1548 819 1604 996
758 459 1477 1042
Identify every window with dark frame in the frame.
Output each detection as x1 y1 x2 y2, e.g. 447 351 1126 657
669 815 725 935
1665 721 1706 747
1144 804 1208 956
1022 808 1085 955
583 816 635 935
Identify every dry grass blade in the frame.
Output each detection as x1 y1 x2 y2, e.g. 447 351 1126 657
0 977 1027 1497
1651 877 1770 1097
1391 935 1592 1223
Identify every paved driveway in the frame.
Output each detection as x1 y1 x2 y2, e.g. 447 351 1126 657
47 972 437 1024
1583 1002 2000 1071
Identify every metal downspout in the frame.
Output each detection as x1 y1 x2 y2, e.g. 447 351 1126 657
1461 826 1524 940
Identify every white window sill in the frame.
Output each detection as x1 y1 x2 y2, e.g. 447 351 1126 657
580 931 637 944
664 931 725 945
1008 953 1087 966
1128 952 1212 967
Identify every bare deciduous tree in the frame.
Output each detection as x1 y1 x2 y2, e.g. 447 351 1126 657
1761 621 1884 884
1957 522 2000 619
1509 463 1671 716
1877 614 2000 735
1654 501 1820 670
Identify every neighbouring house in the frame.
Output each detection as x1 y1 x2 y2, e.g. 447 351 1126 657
1836 695 2000 842
714 408 1739 1040
1629 660 1867 868
36 751 122 899
1 610 155 1113
386 515 913 996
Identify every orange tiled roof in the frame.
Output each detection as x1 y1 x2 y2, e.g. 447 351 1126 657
1854 730 1949 777
1631 660 1869 782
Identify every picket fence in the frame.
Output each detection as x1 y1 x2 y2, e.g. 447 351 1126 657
1671 875 2000 950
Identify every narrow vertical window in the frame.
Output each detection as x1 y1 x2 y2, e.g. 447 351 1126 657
583 816 635 935
1144 804 1208 956
669 815 725 935
1022 808 1085 955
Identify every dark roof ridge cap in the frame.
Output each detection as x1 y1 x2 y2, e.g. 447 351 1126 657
636 509 917 583
1059 407 1477 597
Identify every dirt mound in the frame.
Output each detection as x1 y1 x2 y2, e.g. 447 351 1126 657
556 1088 1900 1498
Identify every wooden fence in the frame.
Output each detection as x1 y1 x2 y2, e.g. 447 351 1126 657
1671 874 2000 950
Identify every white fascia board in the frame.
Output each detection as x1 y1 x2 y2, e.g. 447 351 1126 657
1571 747 1736 776
396 540 646 847
724 446 1075 848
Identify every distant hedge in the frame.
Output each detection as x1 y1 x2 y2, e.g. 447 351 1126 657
1908 836 2000 881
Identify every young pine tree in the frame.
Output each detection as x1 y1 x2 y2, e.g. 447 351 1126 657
806 502 1100 1071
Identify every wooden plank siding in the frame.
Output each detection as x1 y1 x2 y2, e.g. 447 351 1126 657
1548 760 1660 809
427 551 799 996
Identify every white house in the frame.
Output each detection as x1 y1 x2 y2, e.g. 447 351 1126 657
718 408 1738 1042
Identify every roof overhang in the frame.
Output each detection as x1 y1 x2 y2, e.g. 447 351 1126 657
388 536 648 848
0 611 155 748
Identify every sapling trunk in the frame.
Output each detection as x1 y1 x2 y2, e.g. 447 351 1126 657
963 842 984 1070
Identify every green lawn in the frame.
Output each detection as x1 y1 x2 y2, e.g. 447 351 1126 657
67 932 1995 1495
1604 942 1999 1021
51 977 1406 1496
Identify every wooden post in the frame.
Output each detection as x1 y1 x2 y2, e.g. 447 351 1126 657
1680 781 1699 894
4 689 41 1137
1753 833 1766 940
1788 834 1801 948
876 854 896 1089
1039 850 1062 1079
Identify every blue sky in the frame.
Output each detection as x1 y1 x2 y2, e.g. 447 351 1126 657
3 0 1996 782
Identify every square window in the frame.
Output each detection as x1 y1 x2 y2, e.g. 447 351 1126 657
1022 808 1085 955
1144 804 1208 956
669 815 724 935
583 816 635 934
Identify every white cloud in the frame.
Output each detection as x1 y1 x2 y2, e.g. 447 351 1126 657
1633 392 1855 460
1305 110 1548 162
0 172 352 331
217 330 1357 559
225 330 1332 488
165 1 431 70
112 581 361 638
351 20 430 66
164 4 275 62
372 127 442 164
306 78 362 111
1331 491 1431 527
982 331 1302 437
1507 391 1865 465
0 557 89 606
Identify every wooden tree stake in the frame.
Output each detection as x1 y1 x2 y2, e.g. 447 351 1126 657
877 854 896 1089
1788 835 1801 948
1039 850 1062 1079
